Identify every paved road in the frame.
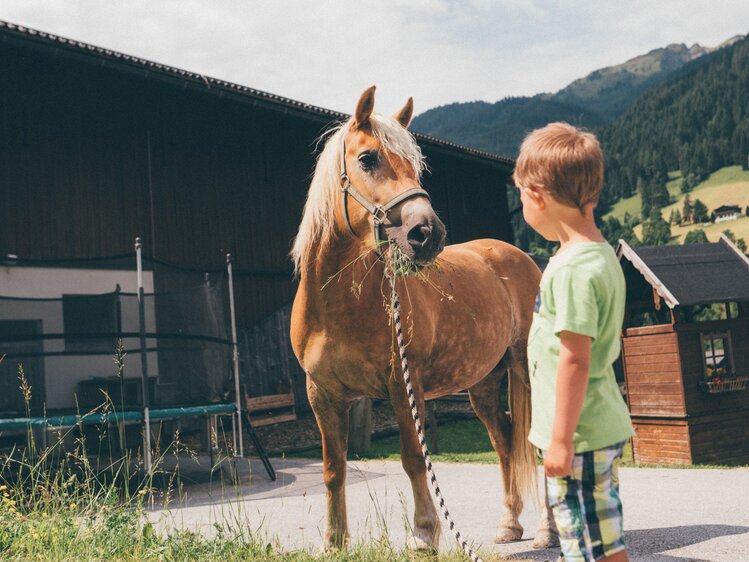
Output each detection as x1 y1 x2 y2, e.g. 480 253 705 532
150 456 749 561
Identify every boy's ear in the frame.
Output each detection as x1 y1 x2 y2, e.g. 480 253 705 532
524 185 546 208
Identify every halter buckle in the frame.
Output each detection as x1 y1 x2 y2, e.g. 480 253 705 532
372 205 387 225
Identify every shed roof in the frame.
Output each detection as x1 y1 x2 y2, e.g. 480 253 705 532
0 20 513 168
616 235 749 308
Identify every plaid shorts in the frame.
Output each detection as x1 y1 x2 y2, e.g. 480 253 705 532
544 441 627 562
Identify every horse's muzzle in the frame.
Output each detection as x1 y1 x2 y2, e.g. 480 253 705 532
409 217 446 264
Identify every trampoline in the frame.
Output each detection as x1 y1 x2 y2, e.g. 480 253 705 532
0 239 275 480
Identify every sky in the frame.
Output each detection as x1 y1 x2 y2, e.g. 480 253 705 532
2 1 749 117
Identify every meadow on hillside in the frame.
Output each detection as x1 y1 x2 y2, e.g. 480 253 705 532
605 166 749 244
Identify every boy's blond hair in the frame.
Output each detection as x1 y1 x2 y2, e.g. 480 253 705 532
513 122 604 211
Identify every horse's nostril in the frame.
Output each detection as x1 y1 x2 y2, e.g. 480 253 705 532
408 224 430 246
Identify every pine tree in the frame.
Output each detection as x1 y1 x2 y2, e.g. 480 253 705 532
684 229 708 244
693 199 709 223
642 208 671 245
637 177 651 218
651 180 670 209
682 194 693 225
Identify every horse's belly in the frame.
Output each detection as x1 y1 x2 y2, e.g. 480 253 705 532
410 285 514 398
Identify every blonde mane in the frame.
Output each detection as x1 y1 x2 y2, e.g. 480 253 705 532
291 114 426 276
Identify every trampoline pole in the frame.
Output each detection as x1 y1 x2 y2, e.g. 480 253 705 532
136 238 153 474
227 253 244 458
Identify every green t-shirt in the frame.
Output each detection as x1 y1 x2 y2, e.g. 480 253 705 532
527 242 633 453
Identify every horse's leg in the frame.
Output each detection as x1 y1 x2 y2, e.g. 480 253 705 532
468 367 525 543
506 342 558 549
534 480 559 549
386 374 440 550
307 376 351 549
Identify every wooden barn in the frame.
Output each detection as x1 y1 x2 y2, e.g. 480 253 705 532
0 21 515 415
617 235 749 465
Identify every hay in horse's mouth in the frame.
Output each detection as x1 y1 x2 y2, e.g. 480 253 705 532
385 242 424 277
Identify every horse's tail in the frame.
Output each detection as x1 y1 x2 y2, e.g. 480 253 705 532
508 343 537 502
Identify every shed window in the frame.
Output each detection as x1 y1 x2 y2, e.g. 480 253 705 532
700 332 734 380
63 293 121 352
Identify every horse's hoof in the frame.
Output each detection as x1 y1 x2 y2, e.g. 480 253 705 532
532 531 560 549
406 529 438 551
494 526 523 543
321 534 348 552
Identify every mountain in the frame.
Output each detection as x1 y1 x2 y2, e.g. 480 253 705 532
552 43 707 121
411 36 744 157
410 97 606 157
600 34 749 212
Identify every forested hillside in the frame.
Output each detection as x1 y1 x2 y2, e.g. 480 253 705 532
600 35 749 213
412 41 723 156
412 97 605 156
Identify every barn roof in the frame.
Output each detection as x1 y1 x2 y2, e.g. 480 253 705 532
0 20 514 168
616 235 749 308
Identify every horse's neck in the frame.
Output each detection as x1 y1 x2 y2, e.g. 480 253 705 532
298 237 385 322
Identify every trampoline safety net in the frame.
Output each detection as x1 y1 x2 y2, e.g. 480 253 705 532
0 253 234 418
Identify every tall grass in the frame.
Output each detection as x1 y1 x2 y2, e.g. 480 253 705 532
0 355 505 561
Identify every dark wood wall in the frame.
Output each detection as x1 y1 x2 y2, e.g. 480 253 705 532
675 319 749 416
0 35 512 330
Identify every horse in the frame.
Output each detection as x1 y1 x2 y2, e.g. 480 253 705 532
290 86 557 551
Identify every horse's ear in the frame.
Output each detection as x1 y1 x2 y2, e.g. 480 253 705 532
394 97 414 128
354 85 376 127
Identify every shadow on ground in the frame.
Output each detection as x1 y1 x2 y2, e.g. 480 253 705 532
509 524 749 561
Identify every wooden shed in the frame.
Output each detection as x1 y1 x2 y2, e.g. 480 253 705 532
617 235 749 465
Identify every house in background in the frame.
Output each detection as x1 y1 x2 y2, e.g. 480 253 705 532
617 234 749 465
713 204 742 223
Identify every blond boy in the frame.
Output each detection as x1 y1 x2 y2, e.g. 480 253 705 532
514 123 633 562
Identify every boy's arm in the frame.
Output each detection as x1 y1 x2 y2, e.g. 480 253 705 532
544 330 591 478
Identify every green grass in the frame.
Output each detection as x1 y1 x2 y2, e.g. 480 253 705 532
293 418 498 464
362 419 497 463
0 356 520 562
605 189 643 219
295 417 747 470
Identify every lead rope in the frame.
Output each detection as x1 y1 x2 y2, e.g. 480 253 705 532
387 269 484 562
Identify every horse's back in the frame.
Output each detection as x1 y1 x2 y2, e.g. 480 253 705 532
438 238 541 331
441 238 541 287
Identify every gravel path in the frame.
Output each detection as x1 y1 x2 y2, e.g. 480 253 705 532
150 456 749 561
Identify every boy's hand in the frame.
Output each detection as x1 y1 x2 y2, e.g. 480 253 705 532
544 439 574 477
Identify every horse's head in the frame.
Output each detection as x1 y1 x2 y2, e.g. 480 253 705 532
291 86 447 275
337 86 446 267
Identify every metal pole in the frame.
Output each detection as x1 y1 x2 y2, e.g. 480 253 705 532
227 253 244 458
136 238 153 474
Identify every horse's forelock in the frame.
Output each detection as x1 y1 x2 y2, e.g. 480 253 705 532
369 114 426 177
291 115 426 276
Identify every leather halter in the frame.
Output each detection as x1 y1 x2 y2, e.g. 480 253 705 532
339 138 430 256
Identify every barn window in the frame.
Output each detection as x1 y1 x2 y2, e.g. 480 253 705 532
63 293 121 352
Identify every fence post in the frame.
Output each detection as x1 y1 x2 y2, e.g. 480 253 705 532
348 397 372 454
426 400 438 454
135 237 152 475
226 253 244 459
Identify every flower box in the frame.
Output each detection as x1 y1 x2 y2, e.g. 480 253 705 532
700 376 749 394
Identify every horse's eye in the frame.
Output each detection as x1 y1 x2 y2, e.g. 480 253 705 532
358 151 378 172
